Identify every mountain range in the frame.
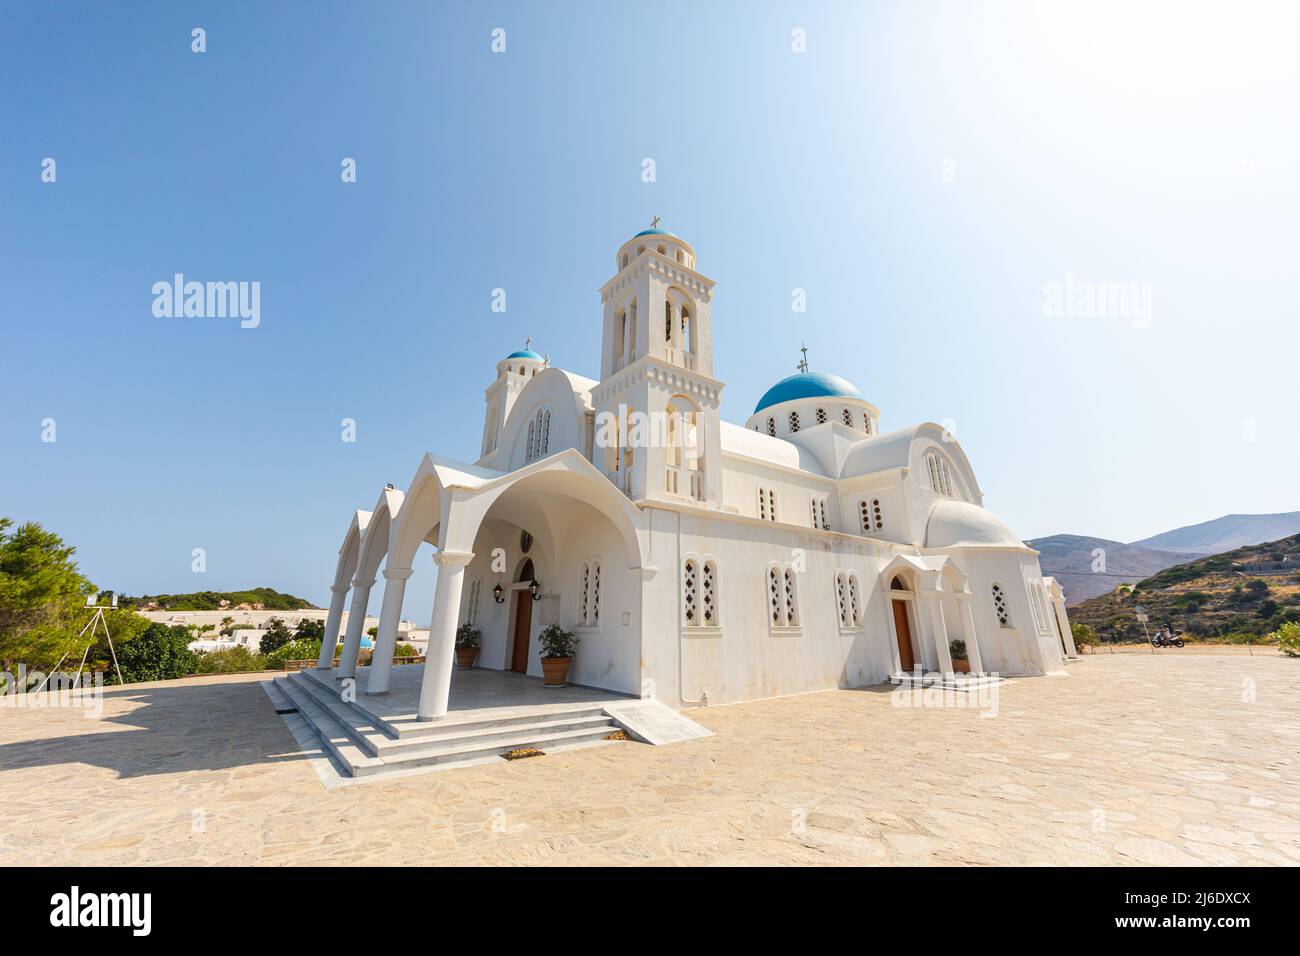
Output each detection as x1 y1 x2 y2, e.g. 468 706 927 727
1028 512 1300 605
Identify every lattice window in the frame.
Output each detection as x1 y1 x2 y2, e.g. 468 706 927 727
683 559 699 626
580 562 591 624
872 498 884 531
541 409 551 456
859 499 871 534
768 489 777 522
835 572 849 627
702 561 718 625
766 417 776 437
815 407 827 424
526 421 536 461
789 410 800 432
993 583 1011 627
759 488 768 521
783 567 799 626
863 412 872 434
847 573 861 626
818 498 829 530
468 580 482 625
842 408 853 427
591 561 601 626
768 566 782 625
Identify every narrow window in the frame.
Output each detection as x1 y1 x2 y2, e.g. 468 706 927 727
580 562 591 624
863 412 872 434
819 498 829 530
835 572 849 627
848 573 861 626
789 410 800 432
815 407 827 424
526 421 536 462
859 499 871 534
768 566 782 625
591 561 601 625
783 567 799 626
767 417 776 437
842 408 853 427
993 583 1010 627
758 488 768 521
683 559 699 626
768 489 777 522
872 498 884 531
702 561 718 625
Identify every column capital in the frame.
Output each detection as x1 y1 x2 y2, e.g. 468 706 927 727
351 577 376 590
383 567 415 581
433 550 475 568
330 584 350 595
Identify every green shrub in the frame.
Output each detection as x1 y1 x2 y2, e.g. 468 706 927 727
538 624 578 659
455 623 480 649
263 637 322 667
114 623 198 684
948 639 967 660
1071 622 1100 648
194 645 266 674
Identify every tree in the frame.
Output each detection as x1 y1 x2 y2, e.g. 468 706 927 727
294 618 324 642
262 638 322 668
114 623 198 684
1275 622 1300 658
0 518 95 670
193 645 265 674
259 617 293 655
219 615 236 636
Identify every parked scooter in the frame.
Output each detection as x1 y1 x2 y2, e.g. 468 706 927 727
1150 625 1185 648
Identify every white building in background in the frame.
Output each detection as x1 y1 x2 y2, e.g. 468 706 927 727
317 224 1076 721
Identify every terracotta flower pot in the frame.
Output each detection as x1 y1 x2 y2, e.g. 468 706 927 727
455 647 478 670
540 656 573 687
952 658 971 674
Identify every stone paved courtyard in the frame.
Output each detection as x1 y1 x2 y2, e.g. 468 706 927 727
1 654 1297 866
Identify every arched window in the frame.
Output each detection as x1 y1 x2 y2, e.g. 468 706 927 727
622 253 629 268
789 410 800 432
682 559 698 625
657 243 666 255
540 409 551 456
815 407 827 424
767 417 776 437
835 571 861 628
848 573 861 626
767 563 800 628
992 583 1011 627
467 579 482 626
680 305 692 354
926 452 954 497
842 408 853 427
676 249 684 264
665 301 673 344
526 421 536 461
810 496 829 530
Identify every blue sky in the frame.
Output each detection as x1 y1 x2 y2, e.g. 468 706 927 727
3 1 1298 621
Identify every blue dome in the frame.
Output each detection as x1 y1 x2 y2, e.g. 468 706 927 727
505 348 543 361
753 371 863 415
633 227 676 239
360 636 374 649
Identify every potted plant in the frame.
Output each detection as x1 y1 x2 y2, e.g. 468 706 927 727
455 623 480 670
949 638 971 674
538 624 579 687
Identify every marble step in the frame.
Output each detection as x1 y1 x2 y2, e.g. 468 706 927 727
294 667 610 739
276 675 623 778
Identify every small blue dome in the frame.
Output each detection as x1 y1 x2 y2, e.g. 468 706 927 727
360 636 374 649
753 371 863 415
505 348 543 361
633 227 676 239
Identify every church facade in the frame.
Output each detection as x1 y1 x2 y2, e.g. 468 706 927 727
317 225 1075 721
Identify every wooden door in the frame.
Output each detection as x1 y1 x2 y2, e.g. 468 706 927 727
511 591 532 672
892 599 915 671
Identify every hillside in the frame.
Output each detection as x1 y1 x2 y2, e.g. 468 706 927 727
1025 534 1202 605
118 587 317 612
1067 533 1300 642
1132 511 1300 555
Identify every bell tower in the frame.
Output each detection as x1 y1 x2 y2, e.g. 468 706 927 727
590 221 724 507
478 339 546 467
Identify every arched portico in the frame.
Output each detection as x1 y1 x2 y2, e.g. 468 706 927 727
879 554 983 678
316 509 371 670
336 486 404 680
363 450 649 718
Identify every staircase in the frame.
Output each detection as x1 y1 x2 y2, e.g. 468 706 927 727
271 670 623 779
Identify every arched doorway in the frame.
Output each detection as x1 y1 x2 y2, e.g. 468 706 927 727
889 575 918 672
509 558 535 673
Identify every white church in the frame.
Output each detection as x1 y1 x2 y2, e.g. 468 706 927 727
315 224 1075 725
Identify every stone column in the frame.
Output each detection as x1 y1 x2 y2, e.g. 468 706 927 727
924 592 954 678
336 578 374 680
316 584 350 670
365 566 414 695
416 551 474 721
960 597 985 675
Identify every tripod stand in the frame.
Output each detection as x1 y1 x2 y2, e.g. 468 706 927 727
36 600 124 692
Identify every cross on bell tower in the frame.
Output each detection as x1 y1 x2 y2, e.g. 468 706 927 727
796 344 809 373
